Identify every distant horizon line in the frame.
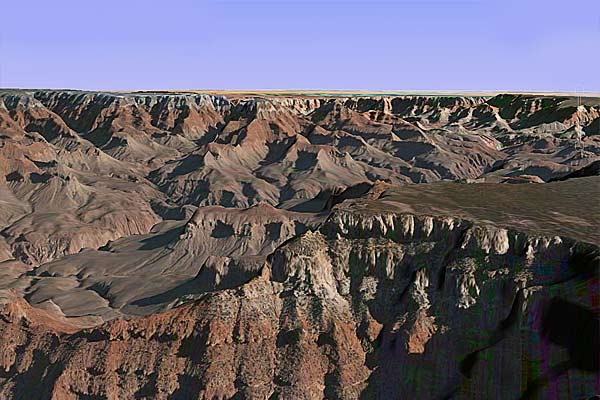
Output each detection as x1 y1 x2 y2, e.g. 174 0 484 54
2 87 599 97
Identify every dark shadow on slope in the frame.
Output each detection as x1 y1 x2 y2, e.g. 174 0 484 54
211 221 234 238
288 182 375 213
5 349 67 400
5 171 24 182
28 158 57 169
30 172 52 183
167 154 205 179
259 136 299 167
330 182 374 207
519 298 599 399
134 372 158 399
288 190 332 213
194 125 223 146
548 160 600 182
437 289 526 400
294 150 319 170
393 142 435 161
219 190 236 207
444 244 599 399
583 118 599 136
171 374 203 400
130 259 263 307
139 226 185 251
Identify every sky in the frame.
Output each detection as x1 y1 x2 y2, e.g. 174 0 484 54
1 0 599 91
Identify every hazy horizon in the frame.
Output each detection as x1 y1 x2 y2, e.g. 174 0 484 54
2 0 599 91
2 89 600 96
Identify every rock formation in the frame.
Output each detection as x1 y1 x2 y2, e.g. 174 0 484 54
0 90 598 399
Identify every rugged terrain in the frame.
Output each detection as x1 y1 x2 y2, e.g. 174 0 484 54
0 90 598 399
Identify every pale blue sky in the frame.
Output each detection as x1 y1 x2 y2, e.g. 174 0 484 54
1 0 599 91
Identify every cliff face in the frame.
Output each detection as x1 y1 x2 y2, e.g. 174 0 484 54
0 179 598 400
0 91 598 399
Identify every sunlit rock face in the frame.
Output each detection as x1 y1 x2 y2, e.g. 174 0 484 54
0 90 598 399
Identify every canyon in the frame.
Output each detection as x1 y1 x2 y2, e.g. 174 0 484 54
0 90 598 399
